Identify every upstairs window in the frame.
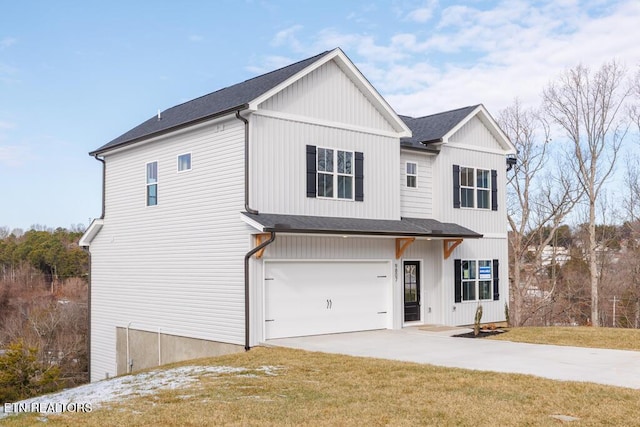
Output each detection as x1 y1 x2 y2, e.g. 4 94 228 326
177 153 191 172
406 162 417 188
315 147 355 200
146 161 158 206
307 145 363 201
453 165 497 211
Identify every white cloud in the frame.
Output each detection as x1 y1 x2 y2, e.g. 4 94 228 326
246 55 298 75
0 145 25 167
271 25 304 51
405 1 438 23
0 37 16 49
0 120 15 130
340 0 640 116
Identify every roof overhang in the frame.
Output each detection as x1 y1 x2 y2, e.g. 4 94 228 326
241 212 482 239
79 218 104 247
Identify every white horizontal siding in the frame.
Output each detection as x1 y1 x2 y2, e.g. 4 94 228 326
400 150 433 218
90 118 250 381
259 59 395 133
250 115 400 220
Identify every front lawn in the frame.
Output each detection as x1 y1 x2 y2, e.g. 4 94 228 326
5 345 639 426
488 326 640 351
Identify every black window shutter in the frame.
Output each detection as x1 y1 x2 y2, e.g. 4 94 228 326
306 145 317 198
454 259 462 303
492 259 500 300
453 165 460 208
491 169 498 211
355 151 364 202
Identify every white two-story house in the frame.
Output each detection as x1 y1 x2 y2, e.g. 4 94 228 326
80 48 515 382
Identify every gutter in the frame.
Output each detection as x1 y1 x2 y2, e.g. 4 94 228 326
243 232 276 350
93 155 106 219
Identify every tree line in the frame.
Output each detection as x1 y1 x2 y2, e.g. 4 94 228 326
0 226 89 401
501 61 640 328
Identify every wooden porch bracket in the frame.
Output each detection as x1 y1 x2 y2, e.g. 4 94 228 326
443 239 463 260
254 233 272 259
395 237 415 259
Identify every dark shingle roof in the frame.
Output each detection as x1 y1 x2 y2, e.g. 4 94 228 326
400 105 479 149
91 50 333 155
242 212 482 238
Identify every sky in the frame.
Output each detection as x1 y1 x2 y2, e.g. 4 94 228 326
1 0 639 231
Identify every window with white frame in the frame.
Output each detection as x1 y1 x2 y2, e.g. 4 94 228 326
460 166 491 209
177 153 191 172
406 162 417 188
460 259 493 301
146 161 158 206
317 147 354 200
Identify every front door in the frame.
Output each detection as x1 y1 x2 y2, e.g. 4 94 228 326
404 261 420 322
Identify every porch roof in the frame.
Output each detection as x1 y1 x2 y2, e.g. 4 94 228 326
241 212 482 239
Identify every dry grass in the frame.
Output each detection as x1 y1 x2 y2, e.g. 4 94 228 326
4 345 640 427
488 326 640 351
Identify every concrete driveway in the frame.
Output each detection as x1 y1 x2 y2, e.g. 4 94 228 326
266 327 640 389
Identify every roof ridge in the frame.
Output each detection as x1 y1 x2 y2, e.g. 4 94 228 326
406 104 480 120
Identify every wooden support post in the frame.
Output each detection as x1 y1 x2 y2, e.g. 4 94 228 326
443 239 463 259
254 233 271 259
395 237 415 259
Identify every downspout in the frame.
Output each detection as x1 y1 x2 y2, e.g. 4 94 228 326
244 232 276 350
235 110 258 215
235 109 267 351
86 154 105 381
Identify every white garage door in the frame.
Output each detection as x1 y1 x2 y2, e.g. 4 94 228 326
264 260 391 339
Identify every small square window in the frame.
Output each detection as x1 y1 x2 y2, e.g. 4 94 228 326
178 153 191 172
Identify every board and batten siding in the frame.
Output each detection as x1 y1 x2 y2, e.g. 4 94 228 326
440 237 509 326
258 59 395 133
401 239 443 325
450 116 500 150
433 144 509 236
89 118 251 381
250 114 401 220
400 150 434 219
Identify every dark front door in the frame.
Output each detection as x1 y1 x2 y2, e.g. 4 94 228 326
404 261 420 322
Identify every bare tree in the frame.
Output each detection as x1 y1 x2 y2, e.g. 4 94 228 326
500 100 580 326
543 61 631 326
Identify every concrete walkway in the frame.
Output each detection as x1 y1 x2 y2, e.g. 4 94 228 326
266 327 640 389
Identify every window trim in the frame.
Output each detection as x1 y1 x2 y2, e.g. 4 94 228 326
177 152 192 173
316 146 355 201
406 161 418 188
146 160 158 207
457 259 494 302
458 166 492 210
